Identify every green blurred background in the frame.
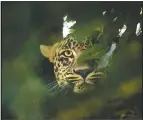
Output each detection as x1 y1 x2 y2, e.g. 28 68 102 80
2 1 142 120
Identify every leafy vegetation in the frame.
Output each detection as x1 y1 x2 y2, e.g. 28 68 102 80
2 2 142 120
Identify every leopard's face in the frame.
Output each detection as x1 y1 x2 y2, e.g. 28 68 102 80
40 36 105 93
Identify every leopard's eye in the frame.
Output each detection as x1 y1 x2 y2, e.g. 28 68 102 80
63 50 73 57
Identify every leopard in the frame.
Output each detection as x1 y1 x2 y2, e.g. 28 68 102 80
40 34 139 119
40 34 105 93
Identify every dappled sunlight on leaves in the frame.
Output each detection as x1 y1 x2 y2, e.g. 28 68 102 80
117 77 142 99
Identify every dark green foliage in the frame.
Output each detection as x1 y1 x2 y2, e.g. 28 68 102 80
77 44 106 64
2 2 142 120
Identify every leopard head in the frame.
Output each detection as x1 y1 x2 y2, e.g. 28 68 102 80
40 35 105 93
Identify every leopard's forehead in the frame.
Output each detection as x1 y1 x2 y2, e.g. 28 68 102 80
53 36 93 67
57 36 92 52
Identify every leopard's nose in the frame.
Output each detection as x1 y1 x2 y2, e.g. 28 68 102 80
74 68 92 79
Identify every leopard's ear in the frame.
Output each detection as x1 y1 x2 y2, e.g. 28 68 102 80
40 45 52 58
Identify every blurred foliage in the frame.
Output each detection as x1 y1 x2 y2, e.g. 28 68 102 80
73 19 105 41
2 32 47 119
2 1 142 120
54 42 142 120
77 44 106 64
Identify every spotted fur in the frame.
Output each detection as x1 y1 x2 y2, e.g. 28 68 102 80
40 35 105 93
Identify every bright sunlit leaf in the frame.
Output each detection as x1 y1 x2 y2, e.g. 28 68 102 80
136 23 142 36
97 43 116 69
63 15 76 38
113 17 118 22
102 11 106 16
118 24 127 37
140 7 142 15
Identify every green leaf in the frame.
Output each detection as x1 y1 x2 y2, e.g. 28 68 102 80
77 44 106 63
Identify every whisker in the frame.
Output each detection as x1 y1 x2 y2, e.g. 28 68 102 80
45 84 57 89
47 84 59 93
51 85 65 96
53 86 62 94
48 81 57 85
45 81 57 88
